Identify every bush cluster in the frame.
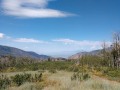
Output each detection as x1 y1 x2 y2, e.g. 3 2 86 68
0 73 43 89
0 75 11 89
71 72 90 81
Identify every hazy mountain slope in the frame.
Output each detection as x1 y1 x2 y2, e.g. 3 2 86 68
0 45 50 60
69 49 104 59
69 47 112 59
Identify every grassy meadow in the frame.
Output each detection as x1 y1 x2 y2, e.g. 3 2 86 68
1 70 120 90
0 58 120 90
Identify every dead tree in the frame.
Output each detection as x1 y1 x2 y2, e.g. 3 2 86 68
111 32 120 68
101 41 111 67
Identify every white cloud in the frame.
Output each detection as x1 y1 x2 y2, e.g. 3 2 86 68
53 39 76 44
2 0 73 18
0 33 4 38
53 38 112 50
14 38 45 43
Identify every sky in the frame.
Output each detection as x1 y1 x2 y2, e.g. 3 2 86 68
0 0 120 57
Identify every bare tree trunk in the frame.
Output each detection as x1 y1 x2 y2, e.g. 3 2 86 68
112 32 120 68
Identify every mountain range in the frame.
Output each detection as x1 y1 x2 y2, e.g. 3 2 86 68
0 45 50 60
0 45 112 60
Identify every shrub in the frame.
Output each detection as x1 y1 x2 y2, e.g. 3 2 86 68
0 76 11 89
83 73 90 80
11 73 31 86
71 72 90 81
49 69 56 73
34 73 42 82
32 64 39 71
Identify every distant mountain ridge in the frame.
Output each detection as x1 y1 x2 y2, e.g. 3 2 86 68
0 45 50 60
68 47 112 60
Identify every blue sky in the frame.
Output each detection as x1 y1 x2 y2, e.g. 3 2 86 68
0 0 120 57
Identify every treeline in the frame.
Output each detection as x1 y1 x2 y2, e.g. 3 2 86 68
0 55 74 72
18 61 74 72
0 55 39 71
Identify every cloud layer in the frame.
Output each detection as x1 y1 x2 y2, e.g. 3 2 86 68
53 38 112 50
2 0 72 18
14 38 45 43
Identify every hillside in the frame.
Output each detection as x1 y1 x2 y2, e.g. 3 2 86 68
68 50 101 59
0 45 50 60
69 47 113 59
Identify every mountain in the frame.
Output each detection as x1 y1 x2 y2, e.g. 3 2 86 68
68 48 112 60
0 45 50 60
68 50 101 60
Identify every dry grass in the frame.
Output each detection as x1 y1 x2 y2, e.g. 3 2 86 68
43 71 120 90
0 71 40 77
1 70 120 90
